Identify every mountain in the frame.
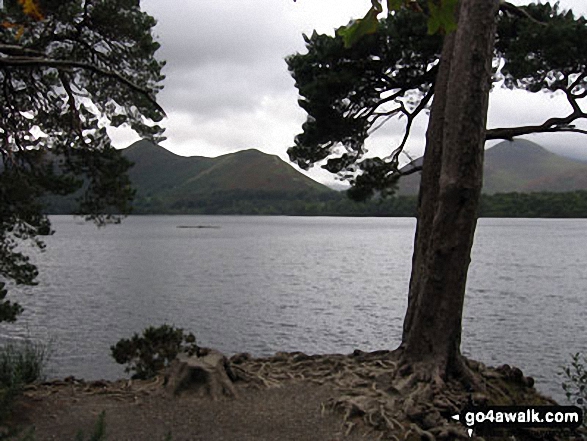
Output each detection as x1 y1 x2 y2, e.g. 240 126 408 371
123 139 215 196
543 143 587 163
398 139 587 195
121 140 336 213
43 139 587 216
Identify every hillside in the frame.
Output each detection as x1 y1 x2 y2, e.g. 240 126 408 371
43 139 587 217
121 140 336 213
123 140 215 195
398 139 587 195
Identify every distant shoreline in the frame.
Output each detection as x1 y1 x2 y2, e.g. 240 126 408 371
45 190 587 218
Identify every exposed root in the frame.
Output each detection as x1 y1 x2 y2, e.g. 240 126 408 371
404 423 436 441
22 350 574 440
23 376 164 403
229 350 569 441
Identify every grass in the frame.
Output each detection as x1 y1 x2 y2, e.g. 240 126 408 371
0 339 49 387
562 352 587 429
0 338 50 423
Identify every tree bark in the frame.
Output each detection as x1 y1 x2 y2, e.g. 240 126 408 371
400 0 499 375
164 349 238 400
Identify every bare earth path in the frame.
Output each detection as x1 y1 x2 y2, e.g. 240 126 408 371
13 379 367 441
7 350 580 441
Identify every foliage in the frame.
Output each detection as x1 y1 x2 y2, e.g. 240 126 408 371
0 0 165 321
0 339 48 387
0 283 23 323
0 338 49 422
127 189 587 218
562 352 587 427
496 3 587 93
19 0 44 20
479 191 587 218
287 4 439 196
287 2 587 201
111 325 199 380
337 0 457 48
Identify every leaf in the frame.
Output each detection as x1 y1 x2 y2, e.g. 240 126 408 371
337 7 380 48
387 0 404 11
427 0 458 35
17 0 44 21
427 5 441 35
15 25 25 41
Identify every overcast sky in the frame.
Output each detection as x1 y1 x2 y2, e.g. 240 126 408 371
109 0 587 184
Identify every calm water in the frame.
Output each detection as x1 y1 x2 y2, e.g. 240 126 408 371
2 216 585 403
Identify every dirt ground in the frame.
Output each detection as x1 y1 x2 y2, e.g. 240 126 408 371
6 350 380 441
9 379 368 441
4 350 583 441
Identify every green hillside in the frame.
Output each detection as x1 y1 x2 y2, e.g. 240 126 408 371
43 139 587 217
121 140 336 213
483 139 587 193
123 140 215 195
398 139 587 195
172 149 328 194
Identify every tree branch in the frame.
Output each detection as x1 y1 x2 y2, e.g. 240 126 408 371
499 1 547 26
362 89 406 119
399 163 422 176
554 127 587 135
486 109 587 140
390 87 434 163
0 44 44 57
58 71 83 140
568 72 587 92
0 55 166 116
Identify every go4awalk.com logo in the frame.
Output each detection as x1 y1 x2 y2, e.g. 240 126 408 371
451 405 583 437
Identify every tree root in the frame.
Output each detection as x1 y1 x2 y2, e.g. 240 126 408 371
229 350 568 440
23 349 571 440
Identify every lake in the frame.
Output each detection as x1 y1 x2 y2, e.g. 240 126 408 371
2 215 585 403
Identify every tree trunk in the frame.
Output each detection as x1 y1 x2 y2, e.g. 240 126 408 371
400 0 499 376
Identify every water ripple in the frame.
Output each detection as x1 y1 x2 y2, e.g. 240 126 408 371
1 216 585 404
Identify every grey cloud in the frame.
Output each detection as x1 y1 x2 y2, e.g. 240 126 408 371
141 0 301 120
132 0 587 186
145 0 302 70
159 59 295 116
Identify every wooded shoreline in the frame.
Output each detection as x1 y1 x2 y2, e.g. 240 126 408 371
46 190 587 218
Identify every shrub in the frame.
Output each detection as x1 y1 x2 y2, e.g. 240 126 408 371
0 282 23 324
0 339 50 422
0 340 49 388
110 324 199 380
562 352 587 428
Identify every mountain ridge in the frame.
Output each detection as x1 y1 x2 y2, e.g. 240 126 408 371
124 140 331 195
121 140 335 213
397 139 587 195
43 138 587 217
